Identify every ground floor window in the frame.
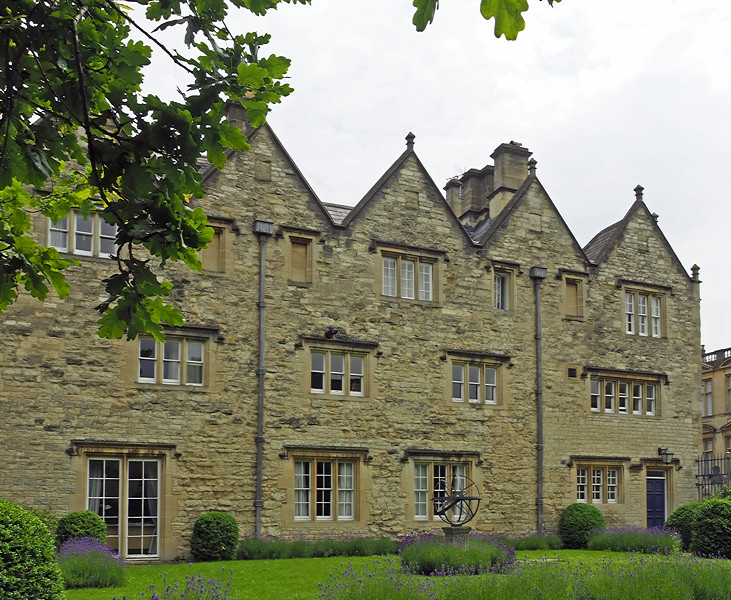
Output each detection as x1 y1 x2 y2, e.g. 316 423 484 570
414 462 469 521
294 459 355 521
87 457 160 557
576 465 621 504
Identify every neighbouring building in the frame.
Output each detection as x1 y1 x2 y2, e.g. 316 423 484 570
0 108 703 560
699 347 731 496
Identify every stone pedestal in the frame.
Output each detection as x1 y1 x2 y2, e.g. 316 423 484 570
442 526 471 549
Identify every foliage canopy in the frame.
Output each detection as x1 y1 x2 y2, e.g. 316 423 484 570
1 0 554 339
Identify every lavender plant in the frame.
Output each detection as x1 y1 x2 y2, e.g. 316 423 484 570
57 536 125 589
587 526 681 554
114 566 235 600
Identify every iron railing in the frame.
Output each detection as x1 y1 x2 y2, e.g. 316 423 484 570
696 454 731 499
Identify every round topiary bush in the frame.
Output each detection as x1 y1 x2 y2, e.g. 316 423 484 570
191 511 239 561
0 498 65 600
689 498 731 558
559 503 606 549
665 501 705 550
56 510 107 547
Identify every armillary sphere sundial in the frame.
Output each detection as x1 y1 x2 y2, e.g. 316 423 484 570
432 475 481 527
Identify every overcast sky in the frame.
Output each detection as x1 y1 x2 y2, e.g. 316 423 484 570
144 0 731 353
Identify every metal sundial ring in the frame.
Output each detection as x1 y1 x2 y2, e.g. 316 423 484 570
432 476 481 527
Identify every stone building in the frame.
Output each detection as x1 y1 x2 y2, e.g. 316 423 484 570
699 347 731 495
0 110 702 560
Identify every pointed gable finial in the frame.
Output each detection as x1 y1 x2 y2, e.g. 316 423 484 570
528 157 537 176
634 184 644 201
691 264 701 281
405 132 415 151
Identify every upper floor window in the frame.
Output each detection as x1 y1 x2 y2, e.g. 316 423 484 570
310 350 366 397
494 271 511 310
625 291 663 337
382 254 434 301
290 236 313 284
727 375 731 413
139 337 205 386
452 363 498 404
200 227 225 273
49 213 117 258
590 376 657 416
702 379 713 417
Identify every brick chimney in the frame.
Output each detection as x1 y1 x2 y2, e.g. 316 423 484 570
488 141 532 217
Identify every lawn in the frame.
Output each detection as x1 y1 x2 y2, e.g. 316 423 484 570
64 550 632 600
64 555 380 600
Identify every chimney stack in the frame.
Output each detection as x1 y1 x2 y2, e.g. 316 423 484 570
488 141 532 217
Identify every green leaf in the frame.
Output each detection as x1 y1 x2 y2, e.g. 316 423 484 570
412 0 439 32
480 0 529 40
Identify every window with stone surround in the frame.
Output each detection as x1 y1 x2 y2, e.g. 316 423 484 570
138 336 206 386
282 446 368 525
68 441 177 560
445 350 509 406
49 213 117 258
282 227 318 286
200 226 225 273
589 370 662 416
702 379 712 417
576 463 623 504
403 450 480 523
372 240 444 304
414 461 469 521
300 336 378 398
624 288 664 338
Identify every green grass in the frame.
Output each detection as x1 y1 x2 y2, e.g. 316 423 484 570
63 550 727 600
64 555 378 600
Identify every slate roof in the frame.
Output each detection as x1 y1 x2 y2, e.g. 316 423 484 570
322 203 352 225
583 221 622 263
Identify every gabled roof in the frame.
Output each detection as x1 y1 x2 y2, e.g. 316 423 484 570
582 189 691 279
474 172 591 264
200 120 338 228
338 134 475 243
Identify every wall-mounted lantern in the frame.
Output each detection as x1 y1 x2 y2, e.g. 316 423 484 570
658 447 674 465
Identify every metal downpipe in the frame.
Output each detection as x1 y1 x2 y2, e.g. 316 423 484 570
253 220 274 539
530 265 547 534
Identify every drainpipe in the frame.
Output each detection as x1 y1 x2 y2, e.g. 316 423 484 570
253 220 274 539
529 265 548 534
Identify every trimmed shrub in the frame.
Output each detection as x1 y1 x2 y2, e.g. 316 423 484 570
665 501 705 550
22 506 58 537
690 498 731 558
190 511 239 561
0 498 65 600
57 536 126 588
559 503 606 549
56 510 106 546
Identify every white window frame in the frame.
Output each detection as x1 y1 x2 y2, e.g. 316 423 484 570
591 377 659 416
451 362 499 405
49 212 118 258
293 458 356 522
138 337 206 386
577 465 622 504
625 290 663 338
309 349 367 397
413 461 470 521
381 253 435 302
494 271 511 310
87 456 160 558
